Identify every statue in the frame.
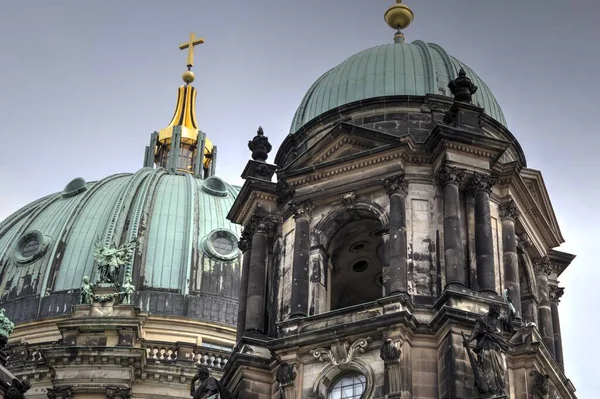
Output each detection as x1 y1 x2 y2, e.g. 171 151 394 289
120 277 135 305
447 68 478 103
190 366 233 399
79 276 94 305
0 308 15 341
462 304 512 397
93 239 136 284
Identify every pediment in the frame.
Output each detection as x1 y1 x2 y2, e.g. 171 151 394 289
518 168 564 244
284 122 407 172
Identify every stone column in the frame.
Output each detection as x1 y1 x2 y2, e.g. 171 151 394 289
290 201 313 318
499 199 522 321
236 232 251 342
435 164 466 288
533 257 555 357
245 217 273 334
309 229 328 315
549 284 565 370
380 339 402 399
276 362 297 399
467 173 497 294
383 174 409 295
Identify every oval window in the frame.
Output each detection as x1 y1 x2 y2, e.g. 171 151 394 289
202 229 239 260
13 230 50 264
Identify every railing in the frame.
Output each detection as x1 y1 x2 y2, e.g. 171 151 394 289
143 342 230 369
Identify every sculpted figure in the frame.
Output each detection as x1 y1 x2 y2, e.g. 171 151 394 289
462 304 512 396
94 239 135 284
120 277 135 305
79 276 94 305
190 366 233 399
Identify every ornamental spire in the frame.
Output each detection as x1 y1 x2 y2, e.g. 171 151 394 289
148 32 215 177
384 0 414 43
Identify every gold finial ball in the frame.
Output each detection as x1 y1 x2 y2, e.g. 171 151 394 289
182 70 195 84
384 0 414 30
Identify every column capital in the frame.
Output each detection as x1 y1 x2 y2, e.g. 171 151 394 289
291 200 314 220
533 256 553 276
249 215 277 234
499 198 520 221
383 173 408 196
379 339 402 365
434 164 465 187
549 285 565 304
106 387 132 399
467 172 497 195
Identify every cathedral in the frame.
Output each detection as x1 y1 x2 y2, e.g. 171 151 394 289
0 1 576 398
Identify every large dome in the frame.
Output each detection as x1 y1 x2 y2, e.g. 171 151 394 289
0 168 242 325
290 41 506 133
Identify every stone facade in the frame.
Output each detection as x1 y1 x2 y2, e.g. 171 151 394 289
225 94 576 399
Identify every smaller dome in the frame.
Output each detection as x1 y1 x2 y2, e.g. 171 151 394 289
290 41 506 133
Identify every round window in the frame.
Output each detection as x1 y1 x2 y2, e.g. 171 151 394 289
328 372 366 399
13 230 50 264
203 229 239 260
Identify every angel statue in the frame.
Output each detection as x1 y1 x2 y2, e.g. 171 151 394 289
93 238 136 284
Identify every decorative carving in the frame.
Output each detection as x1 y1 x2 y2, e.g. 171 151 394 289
291 200 314 220
46 387 72 399
93 238 136 284
249 216 277 235
341 192 357 209
462 304 512 396
276 362 297 387
106 387 131 399
549 285 564 304
0 308 15 344
499 199 520 220
79 276 94 305
5 378 30 399
517 233 532 251
190 366 233 399
379 339 401 365
434 164 465 187
276 179 295 206
383 173 408 196
311 338 369 366
533 257 553 276
467 173 496 195
530 370 550 398
248 126 272 162
119 277 135 305
237 232 250 252
448 67 478 103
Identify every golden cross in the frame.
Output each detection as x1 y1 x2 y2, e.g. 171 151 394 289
179 32 205 68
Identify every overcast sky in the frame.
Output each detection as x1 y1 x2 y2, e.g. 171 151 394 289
1 0 598 395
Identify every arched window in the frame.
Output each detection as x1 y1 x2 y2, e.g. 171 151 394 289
328 372 366 399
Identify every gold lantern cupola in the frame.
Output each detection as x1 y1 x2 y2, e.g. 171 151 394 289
147 32 215 177
384 0 414 43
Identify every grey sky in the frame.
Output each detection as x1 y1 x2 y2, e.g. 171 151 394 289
1 0 598 394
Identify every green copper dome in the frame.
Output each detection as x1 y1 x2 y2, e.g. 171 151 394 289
290 41 506 132
0 168 242 325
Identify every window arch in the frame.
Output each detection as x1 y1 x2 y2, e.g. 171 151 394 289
312 358 375 399
328 371 366 399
